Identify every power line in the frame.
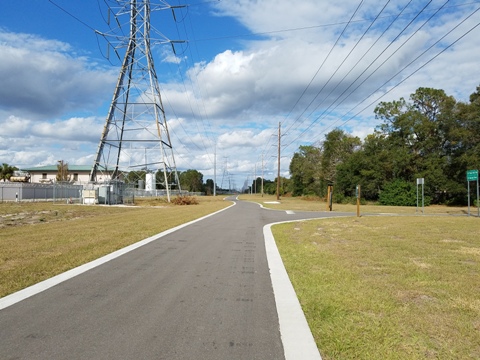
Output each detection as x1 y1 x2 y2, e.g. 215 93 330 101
47 0 96 31
192 1 480 42
299 4 480 150
283 0 391 139
326 9 480 142
282 0 441 150
260 0 368 165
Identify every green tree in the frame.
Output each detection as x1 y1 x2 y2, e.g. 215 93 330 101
263 179 276 195
268 176 290 197
205 179 214 195
289 145 322 196
320 129 361 189
0 163 17 182
154 170 181 190
249 177 263 194
180 169 203 192
447 86 480 203
374 87 459 203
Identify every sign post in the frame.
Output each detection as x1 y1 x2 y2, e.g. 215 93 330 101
466 170 479 217
416 178 424 214
356 185 361 217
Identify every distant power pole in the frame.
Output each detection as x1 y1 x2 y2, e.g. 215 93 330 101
89 0 180 201
276 121 281 200
213 143 217 196
261 153 264 197
254 163 257 194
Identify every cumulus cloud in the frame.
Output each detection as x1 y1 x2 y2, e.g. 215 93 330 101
158 0 480 185
2 0 480 187
167 0 480 132
0 30 116 118
0 114 103 167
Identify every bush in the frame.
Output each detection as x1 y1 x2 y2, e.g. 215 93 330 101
379 179 431 206
171 195 199 205
333 193 358 204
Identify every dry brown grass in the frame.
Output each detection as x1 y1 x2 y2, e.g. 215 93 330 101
239 194 472 215
0 196 230 297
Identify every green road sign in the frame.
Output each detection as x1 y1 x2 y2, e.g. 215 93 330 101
467 169 478 181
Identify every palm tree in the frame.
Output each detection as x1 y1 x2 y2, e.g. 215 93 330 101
0 163 17 182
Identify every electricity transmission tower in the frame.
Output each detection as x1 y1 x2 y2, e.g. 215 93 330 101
220 157 231 193
90 0 180 201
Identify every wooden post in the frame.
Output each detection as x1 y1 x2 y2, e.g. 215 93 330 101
327 185 333 211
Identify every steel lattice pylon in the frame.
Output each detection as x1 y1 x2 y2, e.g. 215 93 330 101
90 0 180 201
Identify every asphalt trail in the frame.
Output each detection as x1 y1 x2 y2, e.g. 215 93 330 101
0 197 351 359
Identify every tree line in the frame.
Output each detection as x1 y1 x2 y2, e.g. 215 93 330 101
3 86 478 205
286 86 480 206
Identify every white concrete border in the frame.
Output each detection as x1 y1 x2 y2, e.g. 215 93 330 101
264 220 324 360
0 202 236 310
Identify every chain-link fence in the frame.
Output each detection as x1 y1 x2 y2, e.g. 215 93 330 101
0 183 83 203
1 182 203 204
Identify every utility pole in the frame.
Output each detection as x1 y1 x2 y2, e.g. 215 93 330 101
276 121 281 201
89 0 180 202
213 142 216 196
261 153 264 197
254 163 257 194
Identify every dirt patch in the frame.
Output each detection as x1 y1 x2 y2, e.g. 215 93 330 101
0 209 95 228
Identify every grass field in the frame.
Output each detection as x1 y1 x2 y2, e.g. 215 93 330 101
266 206 480 359
1 194 479 358
239 193 474 215
240 194 480 358
0 196 230 298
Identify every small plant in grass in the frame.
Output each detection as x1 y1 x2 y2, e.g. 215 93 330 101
171 195 199 205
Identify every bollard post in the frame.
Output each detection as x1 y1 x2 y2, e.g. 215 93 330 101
356 185 361 217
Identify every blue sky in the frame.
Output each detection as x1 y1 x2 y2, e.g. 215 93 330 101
1 0 480 190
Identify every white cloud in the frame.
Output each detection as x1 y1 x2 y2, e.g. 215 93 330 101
31 117 102 142
2 0 480 189
0 114 103 168
217 129 270 148
0 30 116 118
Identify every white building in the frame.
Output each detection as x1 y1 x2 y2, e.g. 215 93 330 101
20 165 119 184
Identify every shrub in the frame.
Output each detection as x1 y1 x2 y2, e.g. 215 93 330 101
379 179 431 206
171 195 199 205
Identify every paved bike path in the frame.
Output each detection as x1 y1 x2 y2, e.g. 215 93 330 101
0 198 351 359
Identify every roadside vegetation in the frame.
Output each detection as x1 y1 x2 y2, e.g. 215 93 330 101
242 194 479 358
272 216 480 359
246 86 480 207
2 193 479 359
239 194 472 215
0 197 230 298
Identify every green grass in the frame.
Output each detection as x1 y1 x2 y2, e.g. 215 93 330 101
0 197 230 297
272 216 480 359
